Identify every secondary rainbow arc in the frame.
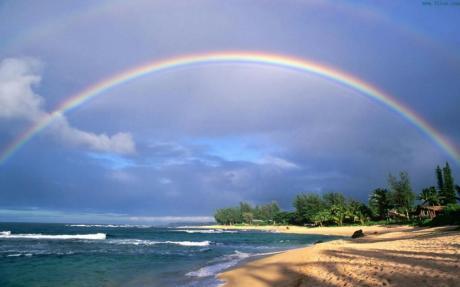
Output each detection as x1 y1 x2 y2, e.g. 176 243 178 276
1 51 458 164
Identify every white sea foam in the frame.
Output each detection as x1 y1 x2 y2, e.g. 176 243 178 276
175 229 237 234
186 250 250 278
5 251 74 257
169 240 211 247
186 261 236 278
68 224 113 227
186 250 282 278
108 239 211 247
0 232 106 240
106 239 160 246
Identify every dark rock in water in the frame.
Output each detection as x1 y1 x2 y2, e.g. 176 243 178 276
313 240 324 245
351 229 365 239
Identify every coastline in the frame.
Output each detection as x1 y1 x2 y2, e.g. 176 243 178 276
215 225 460 287
199 224 413 236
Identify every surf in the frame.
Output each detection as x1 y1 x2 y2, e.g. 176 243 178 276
0 231 106 240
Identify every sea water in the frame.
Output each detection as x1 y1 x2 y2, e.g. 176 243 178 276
0 222 338 286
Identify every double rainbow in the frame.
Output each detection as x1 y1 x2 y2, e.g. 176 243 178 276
1 51 458 164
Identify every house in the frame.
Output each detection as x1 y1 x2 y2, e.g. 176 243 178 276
416 205 444 219
387 209 408 220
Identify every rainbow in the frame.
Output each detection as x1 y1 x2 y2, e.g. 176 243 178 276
1 51 459 164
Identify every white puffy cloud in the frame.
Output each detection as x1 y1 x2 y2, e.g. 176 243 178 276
0 58 136 154
49 115 135 154
0 58 44 121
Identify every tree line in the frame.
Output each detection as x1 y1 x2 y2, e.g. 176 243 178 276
214 162 460 226
214 201 280 225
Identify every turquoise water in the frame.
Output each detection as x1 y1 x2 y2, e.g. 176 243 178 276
0 223 338 286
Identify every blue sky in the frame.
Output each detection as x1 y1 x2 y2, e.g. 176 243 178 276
0 0 459 224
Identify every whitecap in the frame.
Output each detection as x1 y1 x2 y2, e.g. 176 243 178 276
0 232 106 240
107 239 158 246
107 239 211 247
5 251 75 257
167 240 211 247
175 229 237 234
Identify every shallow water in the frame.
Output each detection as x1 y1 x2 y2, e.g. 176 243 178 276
0 222 338 286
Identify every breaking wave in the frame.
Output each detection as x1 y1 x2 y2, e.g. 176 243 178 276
186 250 282 278
175 229 237 234
108 239 212 247
4 251 75 258
0 231 106 240
186 251 250 277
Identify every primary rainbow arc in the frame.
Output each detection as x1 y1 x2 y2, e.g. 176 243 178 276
1 51 458 164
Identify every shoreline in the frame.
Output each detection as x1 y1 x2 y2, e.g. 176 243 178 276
214 225 460 287
203 225 409 286
199 224 413 236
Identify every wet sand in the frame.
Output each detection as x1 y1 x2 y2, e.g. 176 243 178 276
218 226 460 287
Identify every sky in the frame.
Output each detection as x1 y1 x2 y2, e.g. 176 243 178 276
0 0 459 224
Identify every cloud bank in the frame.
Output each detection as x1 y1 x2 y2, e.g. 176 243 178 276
0 57 135 155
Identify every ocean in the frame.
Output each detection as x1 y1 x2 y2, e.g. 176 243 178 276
0 222 338 286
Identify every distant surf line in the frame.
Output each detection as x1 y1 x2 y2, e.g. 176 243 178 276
0 51 458 164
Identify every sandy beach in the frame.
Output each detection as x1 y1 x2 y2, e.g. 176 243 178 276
217 225 460 287
201 224 414 237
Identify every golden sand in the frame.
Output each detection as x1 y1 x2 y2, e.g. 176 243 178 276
216 226 460 287
202 224 412 237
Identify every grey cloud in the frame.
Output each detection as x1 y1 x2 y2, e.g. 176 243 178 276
0 1 459 219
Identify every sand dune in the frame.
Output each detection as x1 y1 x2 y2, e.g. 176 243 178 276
218 226 460 287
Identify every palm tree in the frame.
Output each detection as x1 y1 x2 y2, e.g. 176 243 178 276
329 204 347 226
348 200 370 225
311 210 330 227
369 188 391 220
417 187 439 206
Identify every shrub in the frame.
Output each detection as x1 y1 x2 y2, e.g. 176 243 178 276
424 204 460 226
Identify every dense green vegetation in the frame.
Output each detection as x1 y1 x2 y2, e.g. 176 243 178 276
214 201 280 225
423 204 460 226
214 162 460 227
